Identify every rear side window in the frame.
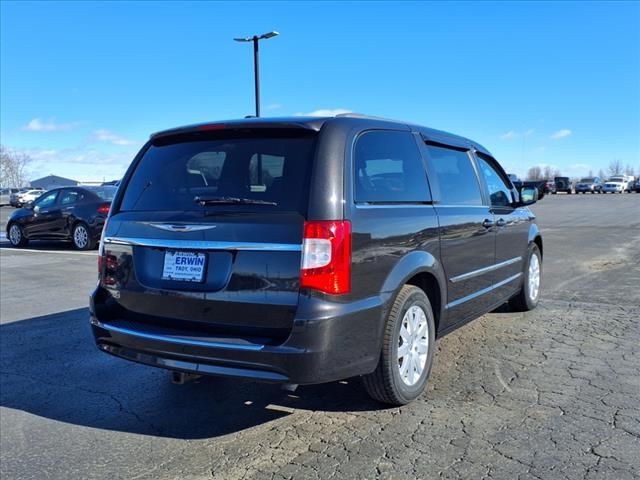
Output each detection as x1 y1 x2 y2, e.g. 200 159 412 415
425 145 483 206
60 190 80 205
119 132 315 213
82 186 117 201
354 131 430 203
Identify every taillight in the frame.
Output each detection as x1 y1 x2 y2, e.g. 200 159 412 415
98 216 108 276
97 203 110 214
300 220 351 295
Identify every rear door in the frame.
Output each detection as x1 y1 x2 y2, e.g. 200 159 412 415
423 143 496 327
59 188 88 236
101 129 316 341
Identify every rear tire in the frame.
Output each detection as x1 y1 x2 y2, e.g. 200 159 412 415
362 285 436 405
72 222 95 250
509 243 542 312
7 223 28 247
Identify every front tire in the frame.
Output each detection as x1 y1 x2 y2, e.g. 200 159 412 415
362 285 436 405
7 223 28 247
72 222 95 250
509 243 542 312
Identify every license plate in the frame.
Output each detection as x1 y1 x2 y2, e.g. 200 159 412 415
162 251 207 282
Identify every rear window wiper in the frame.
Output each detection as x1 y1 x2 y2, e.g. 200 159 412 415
194 196 278 206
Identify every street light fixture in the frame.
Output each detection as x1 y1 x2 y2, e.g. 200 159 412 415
234 31 279 117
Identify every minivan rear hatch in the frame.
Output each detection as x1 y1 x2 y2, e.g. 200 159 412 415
100 128 317 343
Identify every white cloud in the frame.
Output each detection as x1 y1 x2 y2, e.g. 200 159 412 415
295 108 351 117
500 130 517 140
550 129 572 139
500 128 534 140
93 129 135 146
7 145 137 183
22 118 78 132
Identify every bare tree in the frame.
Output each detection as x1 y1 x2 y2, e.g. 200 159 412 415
608 159 623 177
542 166 553 180
526 166 543 181
598 168 605 179
624 164 635 176
588 169 593 177
0 145 32 188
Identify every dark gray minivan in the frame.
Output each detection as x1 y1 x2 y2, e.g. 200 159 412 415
91 114 542 405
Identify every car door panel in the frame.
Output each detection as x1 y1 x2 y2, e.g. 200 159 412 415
436 205 496 323
421 143 497 328
24 191 60 238
475 153 531 301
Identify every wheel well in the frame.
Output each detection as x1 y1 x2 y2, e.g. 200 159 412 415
533 235 543 258
406 272 441 333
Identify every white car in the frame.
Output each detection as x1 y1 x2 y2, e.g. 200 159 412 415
603 177 627 193
14 189 44 206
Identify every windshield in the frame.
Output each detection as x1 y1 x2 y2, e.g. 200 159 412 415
609 177 624 182
579 178 595 183
119 131 316 214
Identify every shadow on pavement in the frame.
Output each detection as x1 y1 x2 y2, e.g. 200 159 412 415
0 308 383 440
0 240 94 251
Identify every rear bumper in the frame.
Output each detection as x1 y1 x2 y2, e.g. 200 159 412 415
90 289 386 385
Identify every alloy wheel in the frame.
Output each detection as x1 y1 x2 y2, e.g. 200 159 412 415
9 224 21 246
397 305 429 386
528 253 541 301
74 225 89 249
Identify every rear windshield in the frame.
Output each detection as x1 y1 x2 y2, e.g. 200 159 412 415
83 186 117 201
119 131 316 213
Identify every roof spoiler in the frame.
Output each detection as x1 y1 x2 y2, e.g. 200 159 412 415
150 119 322 140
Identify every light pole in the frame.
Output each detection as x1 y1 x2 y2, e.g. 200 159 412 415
234 31 279 117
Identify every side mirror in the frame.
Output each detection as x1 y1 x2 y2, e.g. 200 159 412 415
519 186 538 206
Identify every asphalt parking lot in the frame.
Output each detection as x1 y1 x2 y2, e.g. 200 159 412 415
1 194 639 480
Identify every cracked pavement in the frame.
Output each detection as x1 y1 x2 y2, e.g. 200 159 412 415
1 194 639 479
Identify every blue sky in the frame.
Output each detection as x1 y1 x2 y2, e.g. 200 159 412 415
1 1 639 182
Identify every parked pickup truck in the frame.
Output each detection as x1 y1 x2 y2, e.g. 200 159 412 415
507 174 547 200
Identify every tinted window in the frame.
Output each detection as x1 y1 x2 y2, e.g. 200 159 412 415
477 156 514 207
34 191 58 209
426 145 482 205
120 132 315 213
82 186 116 201
354 131 430 203
60 190 80 205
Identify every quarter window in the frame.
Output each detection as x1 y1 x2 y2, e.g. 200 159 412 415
354 131 430 203
425 145 483 205
477 156 514 207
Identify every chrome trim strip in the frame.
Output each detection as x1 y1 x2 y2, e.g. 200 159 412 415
449 256 522 283
103 236 302 252
445 273 522 309
95 321 265 351
146 223 217 233
354 204 435 209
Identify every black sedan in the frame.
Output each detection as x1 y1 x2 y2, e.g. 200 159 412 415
6 186 116 250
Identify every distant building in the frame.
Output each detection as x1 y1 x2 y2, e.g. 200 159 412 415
30 175 79 190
